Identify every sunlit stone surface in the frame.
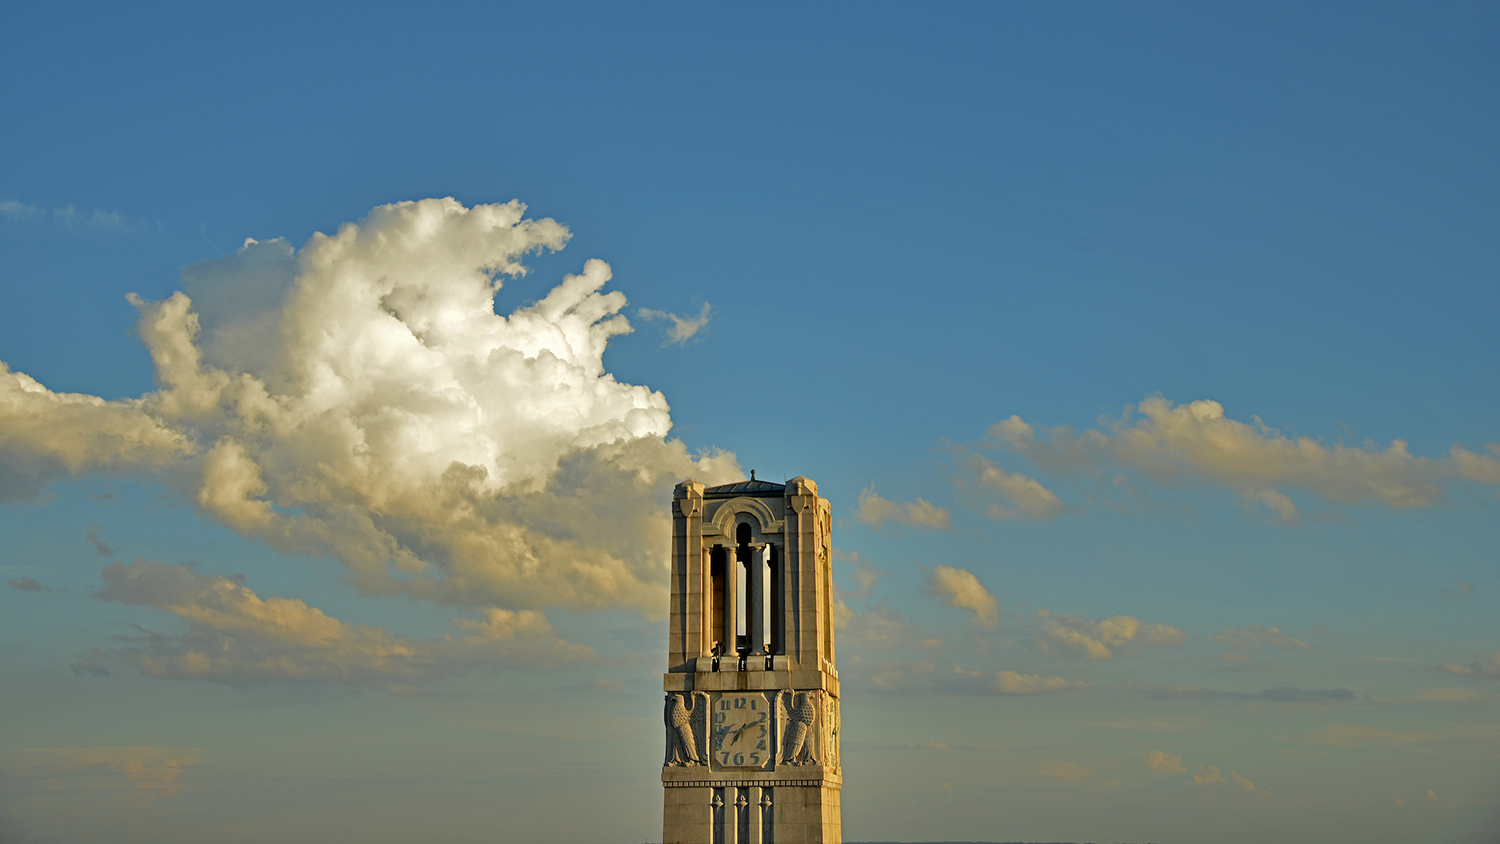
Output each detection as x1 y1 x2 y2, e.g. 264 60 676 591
662 475 841 844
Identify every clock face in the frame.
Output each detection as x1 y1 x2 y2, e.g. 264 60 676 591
711 693 771 769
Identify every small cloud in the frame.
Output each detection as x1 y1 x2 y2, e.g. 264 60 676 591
1035 609 1185 660
1308 623 1332 637
4 746 202 799
833 548 883 601
1142 750 1187 774
1436 579 1476 600
1210 624 1313 651
837 603 923 652
1305 724 1430 747
1192 764 1224 786
1120 681 1357 703
860 659 1088 697
85 524 115 557
70 649 110 677
1085 716 1206 733
994 670 1090 695
0 199 43 220
854 487 951 531
925 564 1000 629
1260 686 1356 703
637 302 712 346
1 199 142 233
1437 651 1500 680
7 576 46 592
1230 770 1269 797
1037 759 1096 780
1404 687 1480 703
966 453 1065 520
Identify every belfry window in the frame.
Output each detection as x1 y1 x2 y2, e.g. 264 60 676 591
736 523 752 655
709 545 728 655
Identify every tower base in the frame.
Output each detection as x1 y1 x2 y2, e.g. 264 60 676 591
663 771 841 844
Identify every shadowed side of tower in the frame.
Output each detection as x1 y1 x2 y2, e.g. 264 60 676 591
662 475 841 844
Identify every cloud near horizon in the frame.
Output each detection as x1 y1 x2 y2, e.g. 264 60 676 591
82 558 593 688
864 659 1089 696
0 198 739 616
1209 625 1313 651
987 397 1500 523
4 746 203 799
1142 752 1268 797
1438 651 1500 680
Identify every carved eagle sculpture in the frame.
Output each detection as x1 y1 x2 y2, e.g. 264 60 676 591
664 693 705 766
779 691 819 765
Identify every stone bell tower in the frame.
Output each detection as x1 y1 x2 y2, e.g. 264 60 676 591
662 474 841 844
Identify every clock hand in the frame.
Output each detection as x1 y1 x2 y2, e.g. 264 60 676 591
729 722 754 745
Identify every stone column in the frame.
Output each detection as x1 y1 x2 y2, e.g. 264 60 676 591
723 544 739 659
746 542 766 655
670 480 704 673
745 785 763 844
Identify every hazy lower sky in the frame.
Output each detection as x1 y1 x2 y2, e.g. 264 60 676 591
2 4 1497 843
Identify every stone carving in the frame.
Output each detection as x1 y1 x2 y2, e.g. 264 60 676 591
779 691 819 765
664 692 706 766
826 697 840 769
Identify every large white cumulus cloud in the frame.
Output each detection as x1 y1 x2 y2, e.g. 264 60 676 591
0 198 739 614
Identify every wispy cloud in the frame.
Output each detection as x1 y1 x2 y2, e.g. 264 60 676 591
1437 651 1500 680
1435 579 1475 600
854 486 952 531
88 558 594 690
637 301 712 346
1209 625 1313 651
85 524 116 557
1034 609 1185 660
1122 681 1357 703
1140 752 1269 797
1 199 142 233
987 397 1500 523
7 576 47 592
1142 750 1187 774
925 564 1000 629
3 746 202 799
863 658 1090 696
1037 759 1097 780
965 453 1065 520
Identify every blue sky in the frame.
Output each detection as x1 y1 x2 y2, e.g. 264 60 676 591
2 4 1497 843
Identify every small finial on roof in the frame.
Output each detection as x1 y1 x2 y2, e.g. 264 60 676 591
750 469 756 480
